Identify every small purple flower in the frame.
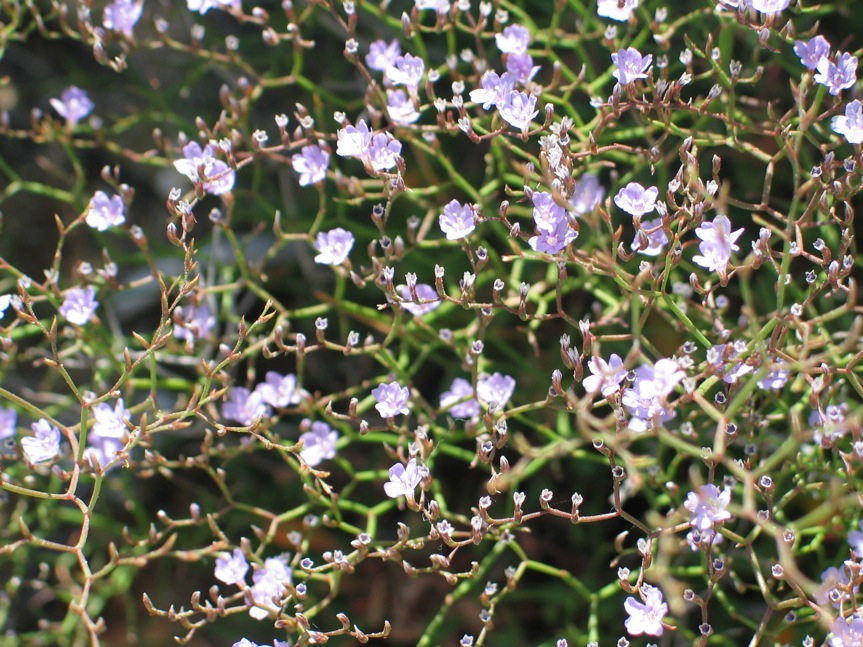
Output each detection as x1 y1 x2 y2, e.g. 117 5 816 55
291 144 329 186
367 132 402 171
829 613 863 647
815 52 858 96
83 434 124 471
621 362 679 431
336 120 373 158
173 302 216 342
60 286 98 325
222 387 271 426
372 381 411 418
624 584 667 637
793 35 831 70
0 407 16 439
247 557 292 620
103 0 142 37
215 548 249 586
756 357 789 390
387 89 420 125
313 228 354 265
570 174 605 215
440 377 480 418
299 420 338 466
692 214 744 275
22 419 61 464
686 528 723 551
529 216 577 254
383 458 424 499
366 39 401 72
187 0 240 14
832 100 863 144
849 520 863 555
582 353 626 396
255 372 302 408
86 191 125 231
597 0 639 21
814 566 855 609
706 342 752 384
498 91 538 131
684 484 732 531
477 372 515 408
398 284 440 316
614 182 658 217
415 0 450 12
469 71 516 110
630 218 668 255
91 399 130 439
506 53 541 85
612 47 652 85
173 142 235 195
50 86 94 126
495 24 530 55
439 200 476 240
749 0 790 12
386 53 425 89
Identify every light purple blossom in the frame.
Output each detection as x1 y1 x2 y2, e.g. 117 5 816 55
829 613 863 647
234 640 291 647
440 377 480 418
299 421 338 466
612 47 652 85
215 549 249 586
614 182 658 217
439 200 476 240
50 86 94 126
622 361 682 431
631 218 668 255
83 434 124 471
529 216 577 254
415 0 450 12
222 387 271 426
91 399 130 439
173 142 235 195
255 372 302 408
814 566 855 609
686 527 723 551
372 381 411 418
570 174 605 215
173 302 215 342
496 24 530 55
850 520 863 555
532 192 567 232
60 286 98 325
624 584 667 637
692 214 744 274
291 144 329 186
706 343 753 384
366 39 401 72
815 53 858 96
498 91 538 131
247 557 292 620
367 133 402 171
582 353 626 396
756 357 790 390
684 484 732 531
0 407 16 439
103 0 142 37
313 228 354 265
386 53 425 89
398 284 440 316
336 120 373 158
477 372 516 408
832 100 863 144
793 35 831 70
811 404 849 447
387 89 420 125
383 458 424 499
749 0 790 12
469 71 516 110
597 0 639 21
22 419 61 464
86 191 125 231
187 0 240 14
506 53 541 85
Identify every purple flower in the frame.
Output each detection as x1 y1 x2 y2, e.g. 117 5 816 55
0 407 16 439
83 434 124 471
173 302 215 342
173 142 235 195
793 35 831 70
749 0 790 12
570 174 605 215
440 377 480 418
387 89 420 125
187 0 240 14
756 357 790 390
222 387 271 426
815 53 858 96
91 399 130 439
630 218 668 255
247 557 292 620
215 548 249 586
832 100 863 144
477 372 515 408
383 458 424 499
255 372 302 408
291 144 329 186
22 419 61 464
398 284 440 316
612 47 652 84
50 86 94 126
624 584 667 637
811 404 850 447
415 0 450 12
829 612 863 647
498 91 538 131
495 24 530 55
529 216 577 254
367 132 402 171
86 191 125 231
686 528 723 551
439 200 476 240
597 0 639 21
850 520 863 555
814 566 855 609
692 214 744 275
313 228 354 265
103 0 142 37
469 71 516 110
60 286 98 325
706 342 752 384
336 120 373 158
386 53 425 89
621 361 683 431
506 53 541 85
582 353 626 396
684 484 732 531
366 39 401 72
614 182 658 217
372 381 410 418
299 420 338 466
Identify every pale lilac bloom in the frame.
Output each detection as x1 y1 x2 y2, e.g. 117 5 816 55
0 407 16 439
398 284 440 316
255 372 302 408
477 372 516 408
582 353 626 396
469 71 516 110
83 434 124 470
336 120 372 158
366 39 401 72
597 0 639 21
706 343 752 384
622 362 681 431
22 419 61 464
415 0 450 12
692 214 744 274
850 520 863 555
50 86 94 126
234 640 291 647
367 133 402 171
86 191 125 231
570 174 605 215
829 613 863 647
386 53 425 89
222 387 271 426
686 527 723 551
756 357 790 390
631 218 668 255
103 0 142 37
291 144 329 186
60 286 98 325
614 182 658 217
187 0 240 14
612 47 652 84
299 421 338 466
506 53 540 85
814 566 856 609
215 549 249 586
387 89 420 125
498 91 538 131
383 458 424 499
793 35 831 70
685 484 732 531
624 584 667 637
749 0 790 12
532 192 567 231
439 200 475 240
832 100 863 144
495 24 530 55
811 404 850 447
529 217 577 254
173 302 215 342
173 142 235 195
440 377 480 418
92 399 130 439
313 228 354 265
247 556 292 620
372 381 411 418
815 52 858 96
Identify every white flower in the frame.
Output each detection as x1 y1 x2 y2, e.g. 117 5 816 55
22 419 61 464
